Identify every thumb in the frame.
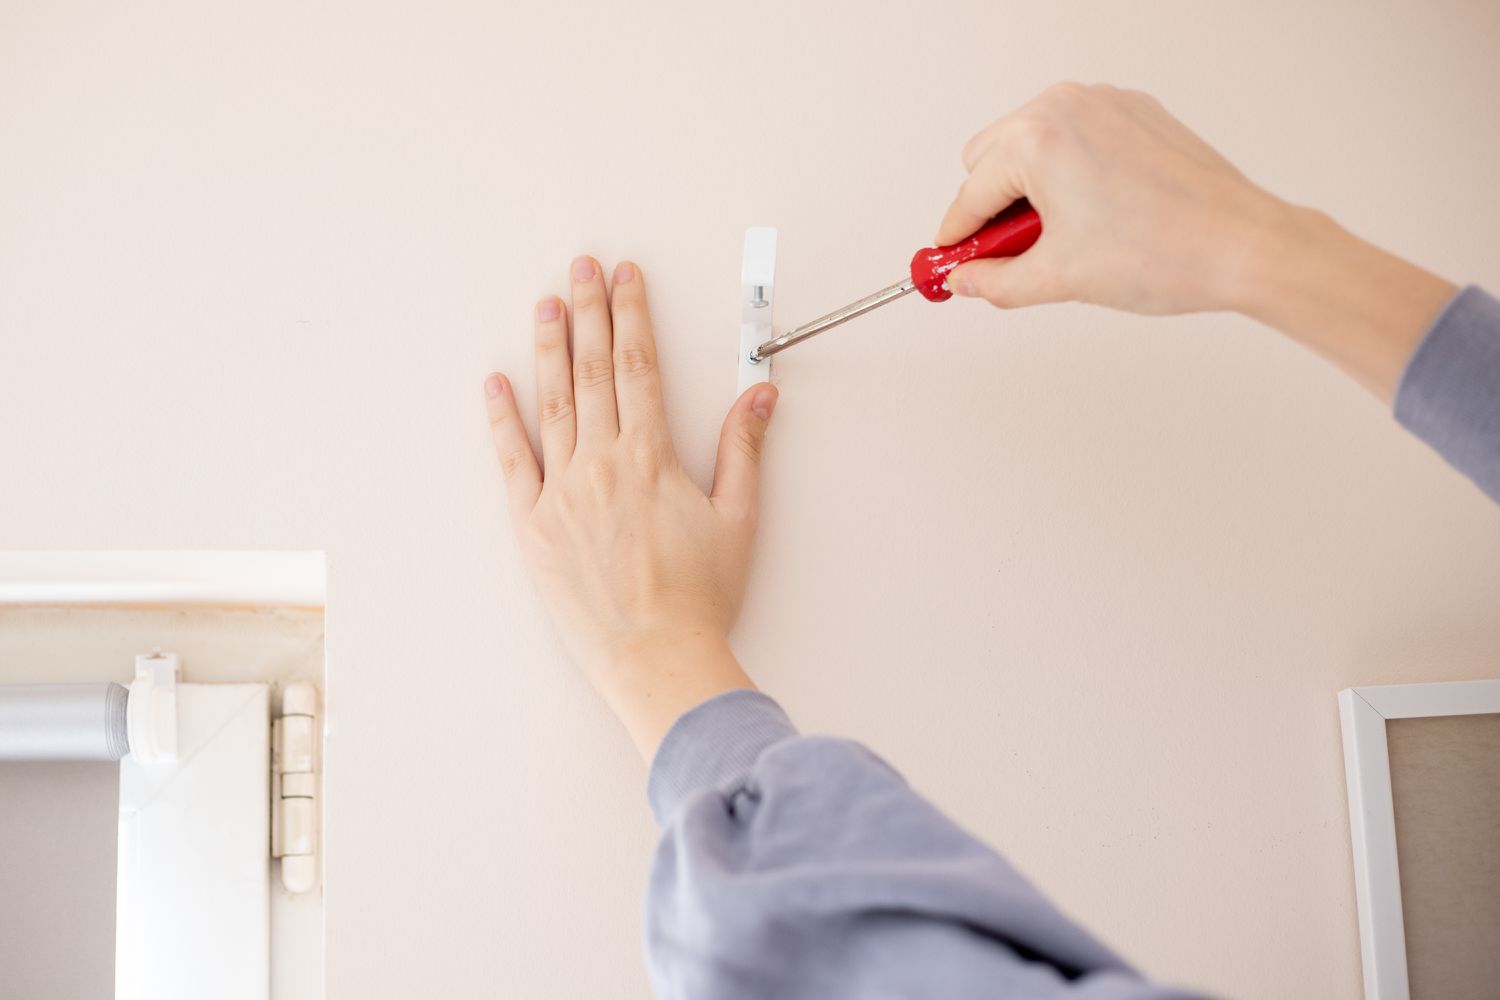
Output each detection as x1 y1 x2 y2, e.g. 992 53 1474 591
945 246 1060 309
710 382 778 515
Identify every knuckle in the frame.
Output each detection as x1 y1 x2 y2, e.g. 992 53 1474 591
572 287 607 312
1012 115 1061 158
614 344 656 378
962 124 1001 168
1045 80 1087 102
538 390 574 425
958 174 991 210
982 287 1014 308
499 447 530 478
574 354 614 389
534 325 567 350
732 425 764 464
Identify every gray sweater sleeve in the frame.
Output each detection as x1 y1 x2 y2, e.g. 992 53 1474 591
645 690 1206 999
1395 285 1500 502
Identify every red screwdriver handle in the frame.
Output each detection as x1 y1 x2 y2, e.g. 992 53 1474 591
909 200 1042 302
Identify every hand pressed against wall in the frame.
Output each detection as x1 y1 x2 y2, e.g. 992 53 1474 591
483 257 777 758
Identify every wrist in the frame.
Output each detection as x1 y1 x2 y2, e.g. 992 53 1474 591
604 628 734 681
1221 192 1317 318
1226 198 1457 403
595 629 756 761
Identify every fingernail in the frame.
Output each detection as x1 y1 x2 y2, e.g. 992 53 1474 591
537 298 560 321
571 257 595 282
751 386 777 420
948 273 974 297
613 261 634 285
484 374 503 398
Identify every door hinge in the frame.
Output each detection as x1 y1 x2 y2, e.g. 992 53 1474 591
271 680 319 894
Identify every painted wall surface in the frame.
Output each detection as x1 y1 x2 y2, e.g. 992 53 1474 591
2 2 1499 996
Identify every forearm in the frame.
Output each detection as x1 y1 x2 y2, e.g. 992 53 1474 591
1233 198 1458 403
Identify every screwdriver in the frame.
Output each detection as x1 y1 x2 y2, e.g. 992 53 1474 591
748 200 1043 364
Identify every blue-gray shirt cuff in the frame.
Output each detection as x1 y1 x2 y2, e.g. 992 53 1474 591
646 688 797 827
1394 284 1500 503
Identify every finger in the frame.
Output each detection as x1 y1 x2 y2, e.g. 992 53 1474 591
935 152 1029 247
483 372 542 514
608 261 667 436
568 255 619 446
959 81 1091 180
960 118 1009 172
533 295 576 470
945 243 1061 309
709 383 778 518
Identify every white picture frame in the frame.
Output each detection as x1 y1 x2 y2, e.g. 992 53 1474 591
1337 679 1500 1000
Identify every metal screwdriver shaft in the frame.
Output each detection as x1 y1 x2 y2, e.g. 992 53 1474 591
750 278 915 363
745 199 1044 366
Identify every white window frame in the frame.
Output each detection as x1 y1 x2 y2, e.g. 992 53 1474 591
0 550 324 608
1337 679 1500 1000
0 550 326 1000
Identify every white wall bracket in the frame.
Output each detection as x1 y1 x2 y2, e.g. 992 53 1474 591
738 227 777 395
270 680 320 894
127 651 178 764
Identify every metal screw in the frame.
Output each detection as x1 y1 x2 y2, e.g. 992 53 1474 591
750 285 769 308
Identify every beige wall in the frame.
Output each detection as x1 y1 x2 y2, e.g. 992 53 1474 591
3 1 1499 996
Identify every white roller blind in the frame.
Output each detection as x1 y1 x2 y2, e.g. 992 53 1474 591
0 761 121 1000
0 681 271 1000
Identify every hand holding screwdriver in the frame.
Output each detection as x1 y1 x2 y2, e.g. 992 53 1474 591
940 83 1454 403
761 83 1454 405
